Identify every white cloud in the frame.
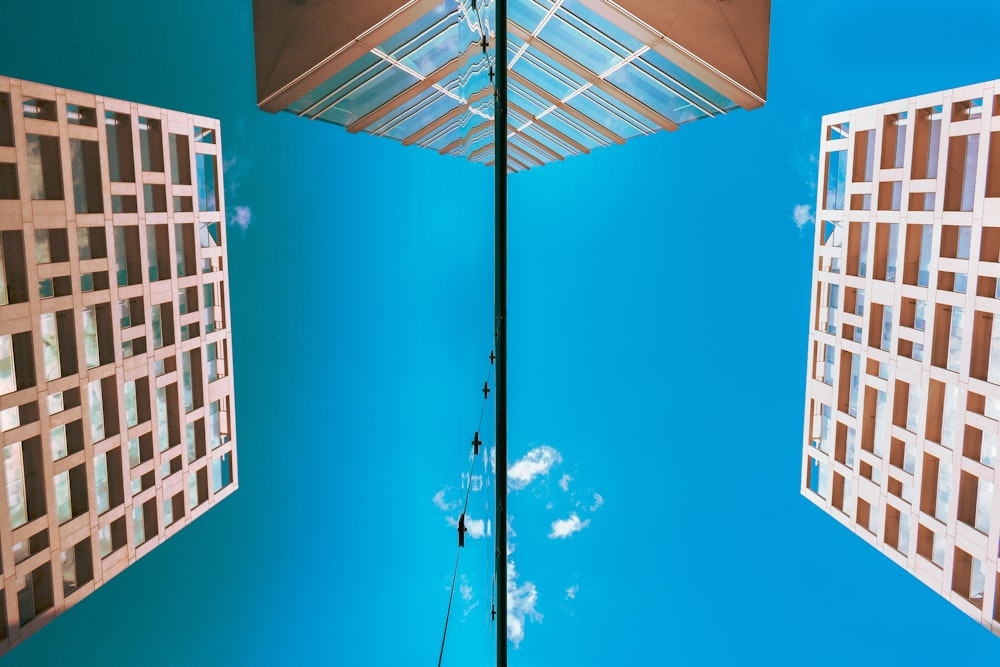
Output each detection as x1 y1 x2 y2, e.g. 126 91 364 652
229 205 252 230
462 600 480 618
565 585 578 600
445 514 489 539
509 445 562 490
465 517 486 539
548 513 590 539
793 203 814 229
507 542 541 649
432 489 459 512
589 492 604 511
460 581 473 602
558 473 572 492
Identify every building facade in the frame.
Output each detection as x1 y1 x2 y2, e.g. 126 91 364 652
252 0 770 171
802 79 1000 633
0 76 238 652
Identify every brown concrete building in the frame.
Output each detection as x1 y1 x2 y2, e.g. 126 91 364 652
252 0 770 171
0 76 238 652
802 79 1000 635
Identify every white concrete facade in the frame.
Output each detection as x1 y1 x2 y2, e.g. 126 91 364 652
0 76 238 654
802 79 1000 634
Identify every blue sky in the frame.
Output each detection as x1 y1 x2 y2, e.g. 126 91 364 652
2 1 1000 665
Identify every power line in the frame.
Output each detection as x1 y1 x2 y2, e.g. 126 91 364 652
437 349 496 667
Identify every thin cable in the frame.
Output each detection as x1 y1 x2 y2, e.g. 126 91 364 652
437 550 462 667
437 347 495 666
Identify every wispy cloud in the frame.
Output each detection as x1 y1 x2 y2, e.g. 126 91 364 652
462 600 480 618
589 492 604 511
507 540 541 649
565 585 578 600
460 577 474 602
432 488 459 512
229 205 252 230
548 513 590 539
558 473 572 492
509 445 562 490
793 204 814 229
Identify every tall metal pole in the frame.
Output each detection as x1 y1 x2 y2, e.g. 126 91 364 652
494 0 508 664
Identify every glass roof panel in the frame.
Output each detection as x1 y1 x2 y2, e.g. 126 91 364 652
376 91 459 141
286 52 384 116
584 84 657 132
521 122 578 159
541 108 606 150
560 0 643 53
509 84 549 118
537 12 622 76
641 49 737 112
315 64 420 126
512 49 580 101
510 0 548 34
565 88 648 140
378 1 454 55
605 63 710 125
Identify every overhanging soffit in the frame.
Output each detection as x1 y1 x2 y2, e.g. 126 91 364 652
608 0 770 108
253 0 440 112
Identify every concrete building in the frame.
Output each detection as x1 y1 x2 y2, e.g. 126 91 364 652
802 79 1000 634
251 0 770 171
0 76 238 652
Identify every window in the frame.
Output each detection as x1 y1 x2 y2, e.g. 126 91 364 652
138 117 164 172
34 228 69 264
0 231 28 305
824 150 847 210
853 129 874 182
132 499 158 547
163 492 185 527
194 127 215 144
189 467 209 508
5 438 45 528
146 225 170 280
958 471 993 534
0 332 35 394
17 563 53 626
151 302 175 349
952 547 986 608
882 112 907 169
169 133 191 184
70 139 103 213
196 153 218 211
0 93 13 146
113 226 141 286
105 111 135 182
181 350 203 413
61 538 94 597
77 227 108 260
98 517 127 558
912 105 943 179
103 447 125 498
21 98 56 121
124 377 150 428
175 224 196 277
66 104 96 126
49 420 82 460
87 377 119 443
26 135 63 200
212 451 234 492
903 224 932 286
54 464 88 524
945 133 980 211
